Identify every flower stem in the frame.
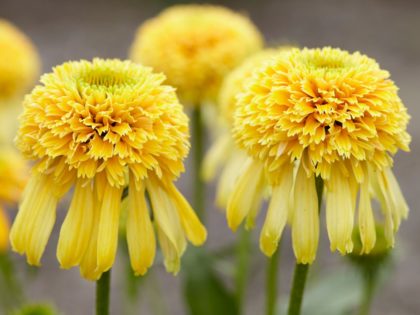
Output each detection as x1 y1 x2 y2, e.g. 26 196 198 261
96 270 111 315
235 227 251 313
266 247 280 315
192 107 205 220
358 271 377 315
287 176 323 315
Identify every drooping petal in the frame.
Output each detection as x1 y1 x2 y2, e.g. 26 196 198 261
202 134 232 181
146 178 186 273
291 163 319 264
57 179 94 269
260 162 294 256
227 159 264 231
96 183 122 273
126 176 156 276
326 167 354 254
10 174 61 266
165 181 207 246
358 176 376 254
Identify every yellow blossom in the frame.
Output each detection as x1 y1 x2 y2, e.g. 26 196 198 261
0 148 28 252
10 59 206 280
228 47 410 264
203 47 292 212
130 5 263 106
0 19 39 101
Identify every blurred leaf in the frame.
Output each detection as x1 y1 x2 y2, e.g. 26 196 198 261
10 303 61 315
279 267 362 315
182 248 238 315
0 253 25 312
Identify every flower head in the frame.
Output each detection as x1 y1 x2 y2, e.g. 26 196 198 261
228 47 410 264
10 59 206 280
130 5 263 106
0 147 28 252
0 20 40 101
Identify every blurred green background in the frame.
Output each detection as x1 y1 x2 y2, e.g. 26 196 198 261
1 0 419 314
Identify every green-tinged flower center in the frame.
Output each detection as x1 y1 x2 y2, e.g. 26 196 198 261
81 68 135 88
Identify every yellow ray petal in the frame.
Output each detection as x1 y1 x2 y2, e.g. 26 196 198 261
358 177 376 254
0 205 9 252
96 183 122 272
165 181 207 246
227 159 264 231
326 167 354 254
57 179 94 269
260 162 294 256
127 176 156 276
292 163 319 264
202 134 232 181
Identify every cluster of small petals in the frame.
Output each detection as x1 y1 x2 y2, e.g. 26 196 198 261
11 59 206 280
219 46 293 125
0 20 40 101
227 47 410 264
16 58 189 187
130 5 263 106
234 47 410 181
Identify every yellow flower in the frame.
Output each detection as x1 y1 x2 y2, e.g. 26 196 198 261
10 59 206 280
0 19 40 101
203 47 292 213
130 5 263 106
228 47 410 264
0 147 28 252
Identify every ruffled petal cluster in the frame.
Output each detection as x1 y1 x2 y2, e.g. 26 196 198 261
228 47 410 263
130 5 263 106
10 59 206 280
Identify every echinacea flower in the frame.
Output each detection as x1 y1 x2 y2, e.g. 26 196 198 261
130 4 263 106
10 58 207 280
0 20 40 143
0 19 39 101
0 148 28 252
203 47 293 212
227 47 410 264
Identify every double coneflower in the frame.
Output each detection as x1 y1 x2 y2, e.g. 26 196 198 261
227 47 410 263
10 59 207 280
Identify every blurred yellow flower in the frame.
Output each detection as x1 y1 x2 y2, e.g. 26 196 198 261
0 19 39 101
227 47 410 264
0 148 28 252
10 59 206 280
130 5 263 106
203 47 293 213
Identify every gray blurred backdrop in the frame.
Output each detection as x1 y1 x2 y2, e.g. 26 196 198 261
1 0 419 314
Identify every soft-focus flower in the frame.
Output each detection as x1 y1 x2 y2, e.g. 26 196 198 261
227 47 410 264
203 47 293 212
10 59 206 280
0 19 39 101
130 5 263 106
0 148 28 252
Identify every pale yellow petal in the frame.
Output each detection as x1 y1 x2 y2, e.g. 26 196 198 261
358 178 376 254
326 167 354 254
96 184 122 272
127 176 156 276
165 181 207 246
202 134 232 181
291 163 319 264
156 225 180 275
260 163 294 256
57 179 94 269
227 159 264 231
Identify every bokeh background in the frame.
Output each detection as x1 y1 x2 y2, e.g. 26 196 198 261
1 0 419 314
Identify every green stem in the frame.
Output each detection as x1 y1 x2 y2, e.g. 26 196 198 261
358 272 377 315
266 247 280 315
0 253 25 312
287 176 323 315
287 264 309 315
192 107 205 220
96 270 111 315
235 227 251 313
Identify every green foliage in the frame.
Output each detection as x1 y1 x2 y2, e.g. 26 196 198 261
11 303 60 315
